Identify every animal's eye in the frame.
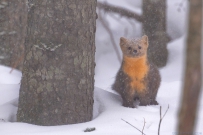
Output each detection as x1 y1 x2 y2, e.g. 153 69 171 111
128 47 132 50
138 46 142 49
133 50 137 53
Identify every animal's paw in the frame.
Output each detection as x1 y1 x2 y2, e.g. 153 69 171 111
123 102 135 108
150 100 159 105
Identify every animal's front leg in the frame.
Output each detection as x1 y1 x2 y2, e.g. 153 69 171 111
138 92 151 106
121 88 136 108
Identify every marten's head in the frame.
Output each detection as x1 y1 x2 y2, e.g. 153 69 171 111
120 35 148 58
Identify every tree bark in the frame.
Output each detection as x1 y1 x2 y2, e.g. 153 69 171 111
177 0 202 134
17 0 96 126
143 0 168 67
0 0 27 70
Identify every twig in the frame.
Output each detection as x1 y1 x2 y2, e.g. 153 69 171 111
121 118 146 135
158 105 169 135
10 44 25 74
98 10 122 62
142 118 146 135
97 2 143 22
10 53 24 73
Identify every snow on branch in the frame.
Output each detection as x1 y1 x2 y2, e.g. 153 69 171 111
97 2 143 22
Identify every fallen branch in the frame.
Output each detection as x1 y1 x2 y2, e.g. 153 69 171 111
158 105 169 135
84 127 96 132
121 118 146 135
97 2 143 22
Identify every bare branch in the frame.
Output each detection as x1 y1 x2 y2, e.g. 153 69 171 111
98 10 122 62
97 2 143 22
158 106 162 135
121 118 146 135
142 118 146 135
162 105 169 119
158 105 169 135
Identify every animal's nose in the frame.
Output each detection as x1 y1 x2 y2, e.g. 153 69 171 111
133 50 137 53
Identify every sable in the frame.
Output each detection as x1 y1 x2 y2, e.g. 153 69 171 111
112 35 161 108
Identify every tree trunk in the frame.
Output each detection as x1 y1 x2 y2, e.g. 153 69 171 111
143 0 168 67
177 0 202 134
0 0 27 70
17 0 96 126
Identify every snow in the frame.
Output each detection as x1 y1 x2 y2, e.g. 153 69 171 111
0 0 202 135
0 36 202 135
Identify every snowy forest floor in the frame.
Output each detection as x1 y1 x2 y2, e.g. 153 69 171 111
0 36 202 135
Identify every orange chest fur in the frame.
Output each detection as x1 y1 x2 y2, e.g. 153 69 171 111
122 56 149 92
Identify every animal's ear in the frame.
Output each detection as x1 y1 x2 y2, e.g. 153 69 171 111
141 35 148 47
120 37 128 46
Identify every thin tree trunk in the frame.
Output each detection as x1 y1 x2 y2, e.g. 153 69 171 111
0 0 27 70
17 0 96 126
177 0 202 134
143 0 168 67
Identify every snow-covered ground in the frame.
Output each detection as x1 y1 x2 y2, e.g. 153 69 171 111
0 35 202 135
0 0 203 135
